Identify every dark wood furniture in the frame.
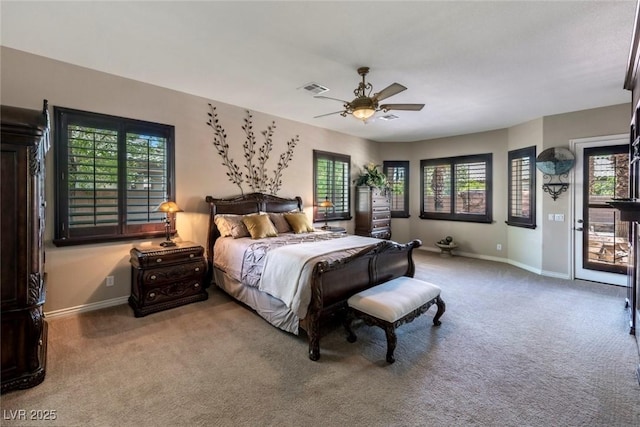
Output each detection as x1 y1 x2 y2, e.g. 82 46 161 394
345 276 445 364
205 192 421 360
621 1 640 383
355 186 391 239
1 100 50 393
129 241 208 317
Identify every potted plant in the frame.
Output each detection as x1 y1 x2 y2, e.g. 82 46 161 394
355 163 390 192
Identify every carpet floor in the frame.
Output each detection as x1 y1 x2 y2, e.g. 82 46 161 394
1 251 639 427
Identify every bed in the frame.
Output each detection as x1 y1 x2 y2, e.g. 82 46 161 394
205 192 421 360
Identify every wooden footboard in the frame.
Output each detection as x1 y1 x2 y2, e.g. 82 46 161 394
300 239 422 361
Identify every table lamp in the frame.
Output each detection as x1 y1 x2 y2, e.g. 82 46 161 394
319 197 333 229
154 201 183 246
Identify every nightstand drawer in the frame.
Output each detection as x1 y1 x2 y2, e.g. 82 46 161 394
142 279 205 306
130 245 204 268
142 260 206 286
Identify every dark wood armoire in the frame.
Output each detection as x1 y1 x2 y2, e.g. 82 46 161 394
620 2 640 384
1 100 50 393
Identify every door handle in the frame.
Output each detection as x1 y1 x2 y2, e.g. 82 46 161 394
576 227 583 231
577 219 584 223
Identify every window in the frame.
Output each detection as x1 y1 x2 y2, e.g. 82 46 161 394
313 150 351 222
383 161 410 218
54 107 175 246
420 153 492 223
507 146 536 228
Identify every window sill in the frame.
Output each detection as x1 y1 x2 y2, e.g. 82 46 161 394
53 231 168 247
505 221 537 229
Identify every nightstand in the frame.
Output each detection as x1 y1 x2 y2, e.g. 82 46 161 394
129 241 208 317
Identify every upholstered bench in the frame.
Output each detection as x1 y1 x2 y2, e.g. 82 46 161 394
344 276 445 363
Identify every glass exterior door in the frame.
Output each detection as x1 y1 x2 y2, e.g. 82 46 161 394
581 145 629 275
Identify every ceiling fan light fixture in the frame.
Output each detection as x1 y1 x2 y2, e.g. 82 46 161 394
314 67 424 121
352 106 376 120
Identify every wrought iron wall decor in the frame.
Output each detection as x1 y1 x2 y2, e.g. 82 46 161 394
535 147 575 201
207 104 299 195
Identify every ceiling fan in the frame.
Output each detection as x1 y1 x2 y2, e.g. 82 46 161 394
314 67 425 122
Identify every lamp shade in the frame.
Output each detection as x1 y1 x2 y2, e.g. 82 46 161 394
319 199 333 208
154 201 183 213
352 107 376 120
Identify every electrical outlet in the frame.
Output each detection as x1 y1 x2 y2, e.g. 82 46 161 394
496 244 502 251
106 276 114 287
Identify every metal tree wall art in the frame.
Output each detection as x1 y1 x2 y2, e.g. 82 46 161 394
207 104 299 195
269 136 297 195
207 105 244 193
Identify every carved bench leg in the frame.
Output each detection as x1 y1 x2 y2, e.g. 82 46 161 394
433 295 446 326
383 324 397 364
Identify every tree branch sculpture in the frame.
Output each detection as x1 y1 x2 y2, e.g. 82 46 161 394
207 104 244 194
207 104 299 195
269 135 298 195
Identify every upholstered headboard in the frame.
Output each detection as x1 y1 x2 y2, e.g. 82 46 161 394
204 192 303 276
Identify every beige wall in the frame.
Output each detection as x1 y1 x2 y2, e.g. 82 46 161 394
541 104 630 276
380 129 510 259
379 107 631 279
0 47 379 313
507 118 543 272
1 46 631 314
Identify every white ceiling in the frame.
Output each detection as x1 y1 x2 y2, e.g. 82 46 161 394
1 1 637 142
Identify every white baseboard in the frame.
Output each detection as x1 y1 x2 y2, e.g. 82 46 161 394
44 296 129 319
418 247 563 278
507 259 543 276
540 270 570 280
419 246 505 263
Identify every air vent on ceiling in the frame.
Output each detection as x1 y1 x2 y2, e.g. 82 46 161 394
379 114 399 121
300 82 329 95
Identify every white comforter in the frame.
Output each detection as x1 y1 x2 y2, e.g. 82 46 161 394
258 235 380 319
213 232 381 319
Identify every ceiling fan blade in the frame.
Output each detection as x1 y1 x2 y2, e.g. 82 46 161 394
373 83 407 102
314 110 345 118
314 95 350 103
379 103 425 111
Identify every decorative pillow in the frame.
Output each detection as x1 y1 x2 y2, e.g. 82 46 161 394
268 212 292 233
214 214 250 239
284 212 315 234
242 214 278 239
214 214 236 237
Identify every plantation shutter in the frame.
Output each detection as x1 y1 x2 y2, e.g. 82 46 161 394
54 107 175 245
125 132 168 229
313 150 351 221
383 161 410 217
507 146 536 228
67 125 119 235
422 162 452 214
421 154 492 223
455 160 487 215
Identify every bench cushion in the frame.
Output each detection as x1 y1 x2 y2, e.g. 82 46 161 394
347 276 441 323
